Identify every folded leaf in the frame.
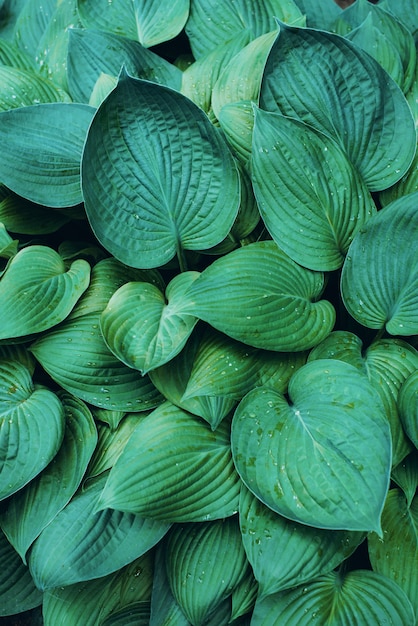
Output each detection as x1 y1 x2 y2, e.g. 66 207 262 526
398 370 418 448
0 65 70 111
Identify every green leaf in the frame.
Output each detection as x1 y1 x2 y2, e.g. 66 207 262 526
391 450 418 507
0 360 65 500
260 23 416 191
0 221 17 261
230 566 258 621
0 530 42 617
150 542 190 626
231 359 391 533
0 245 90 340
100 273 200 375
368 489 418 619
183 241 335 352
0 392 97 562
101 603 150 626
0 186 70 234
0 37 35 70
82 72 240 269
251 569 415 625
379 148 418 207
240 485 364 597
398 370 418 448
341 192 418 335
78 0 189 47
293 0 342 30
30 311 164 411
0 65 70 111
218 100 254 166
68 28 182 104
165 519 249 625
28 473 170 590
13 0 57 58
251 108 376 271
97 402 241 522
0 102 95 207
383 0 418 38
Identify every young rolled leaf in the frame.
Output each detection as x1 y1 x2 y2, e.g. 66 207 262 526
251 569 415 625
0 245 90 340
391 451 418 508
0 103 95 207
0 360 65 501
218 100 255 166
398 370 418 448
231 359 391 533
28 473 170 590
82 72 240 269
260 23 416 191
183 241 335 352
251 108 376 271
97 402 241 522
341 192 418 336
239 486 364 598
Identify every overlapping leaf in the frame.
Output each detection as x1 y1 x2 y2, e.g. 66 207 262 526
150 543 190 626
391 451 418 507
0 186 70 234
0 65 70 111
82 73 240 269
398 370 418 448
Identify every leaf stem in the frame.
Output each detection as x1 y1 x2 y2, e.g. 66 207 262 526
177 244 188 273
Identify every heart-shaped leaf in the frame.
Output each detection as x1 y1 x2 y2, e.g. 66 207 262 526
0 245 90 340
97 402 241 522
183 241 335 352
341 192 418 336
231 359 391 532
0 360 65 501
82 72 240 269
260 23 416 191
251 107 376 271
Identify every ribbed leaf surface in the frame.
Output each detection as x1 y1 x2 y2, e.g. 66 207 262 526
398 370 418 448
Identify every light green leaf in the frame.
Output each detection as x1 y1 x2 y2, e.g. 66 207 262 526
88 72 117 107
218 100 254 166
260 24 416 191
28 473 170 590
97 402 241 522
251 108 376 271
0 102 95 207
231 359 391 532
68 28 182 104
0 392 97 562
341 192 418 335
368 489 418 619
100 273 200 375
90 407 126 430
383 0 418 37
183 241 335 352
0 360 65 500
82 72 240 269
391 450 418 507
0 530 42 617
0 65 70 111
30 311 164 411
251 569 415 625
398 370 418 448
0 186 70 234
78 0 189 47
240 485 364 597
165 519 249 625
0 37 35 70
13 0 56 58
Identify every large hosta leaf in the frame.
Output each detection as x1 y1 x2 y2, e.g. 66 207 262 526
260 23 416 191
182 241 335 352
0 392 97 562
398 370 418 448
97 402 241 522
341 192 418 336
0 186 70 234
0 65 70 111
28 473 170 590
0 245 90 340
82 72 240 269
231 359 391 532
78 0 189 47
251 569 415 625
240 486 364 598
0 102 95 207
251 108 376 271
150 542 190 626
293 0 342 30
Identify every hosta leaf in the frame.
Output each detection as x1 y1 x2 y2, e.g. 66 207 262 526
0 530 42 616
379 148 418 207
293 0 342 30
150 542 190 626
391 451 418 507
0 222 17 260
0 392 97 562
0 37 35 70
240 486 364 597
30 312 164 411
100 273 200 375
0 245 90 340
68 28 182 104
91 407 126 430
260 23 416 191
341 192 418 335
82 72 240 269
97 402 241 522
218 100 254 166
101 603 150 625
28 473 170 590
43 551 154 626
251 569 415 625
384 0 418 38
0 65 70 111
13 0 56 58
0 102 95 207
398 370 418 448
230 566 258 621
78 0 189 47
0 343 35 375
231 359 391 532
165 519 249 625
251 108 376 271
0 187 70 234
183 241 335 352
0 360 65 500
368 489 418 619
